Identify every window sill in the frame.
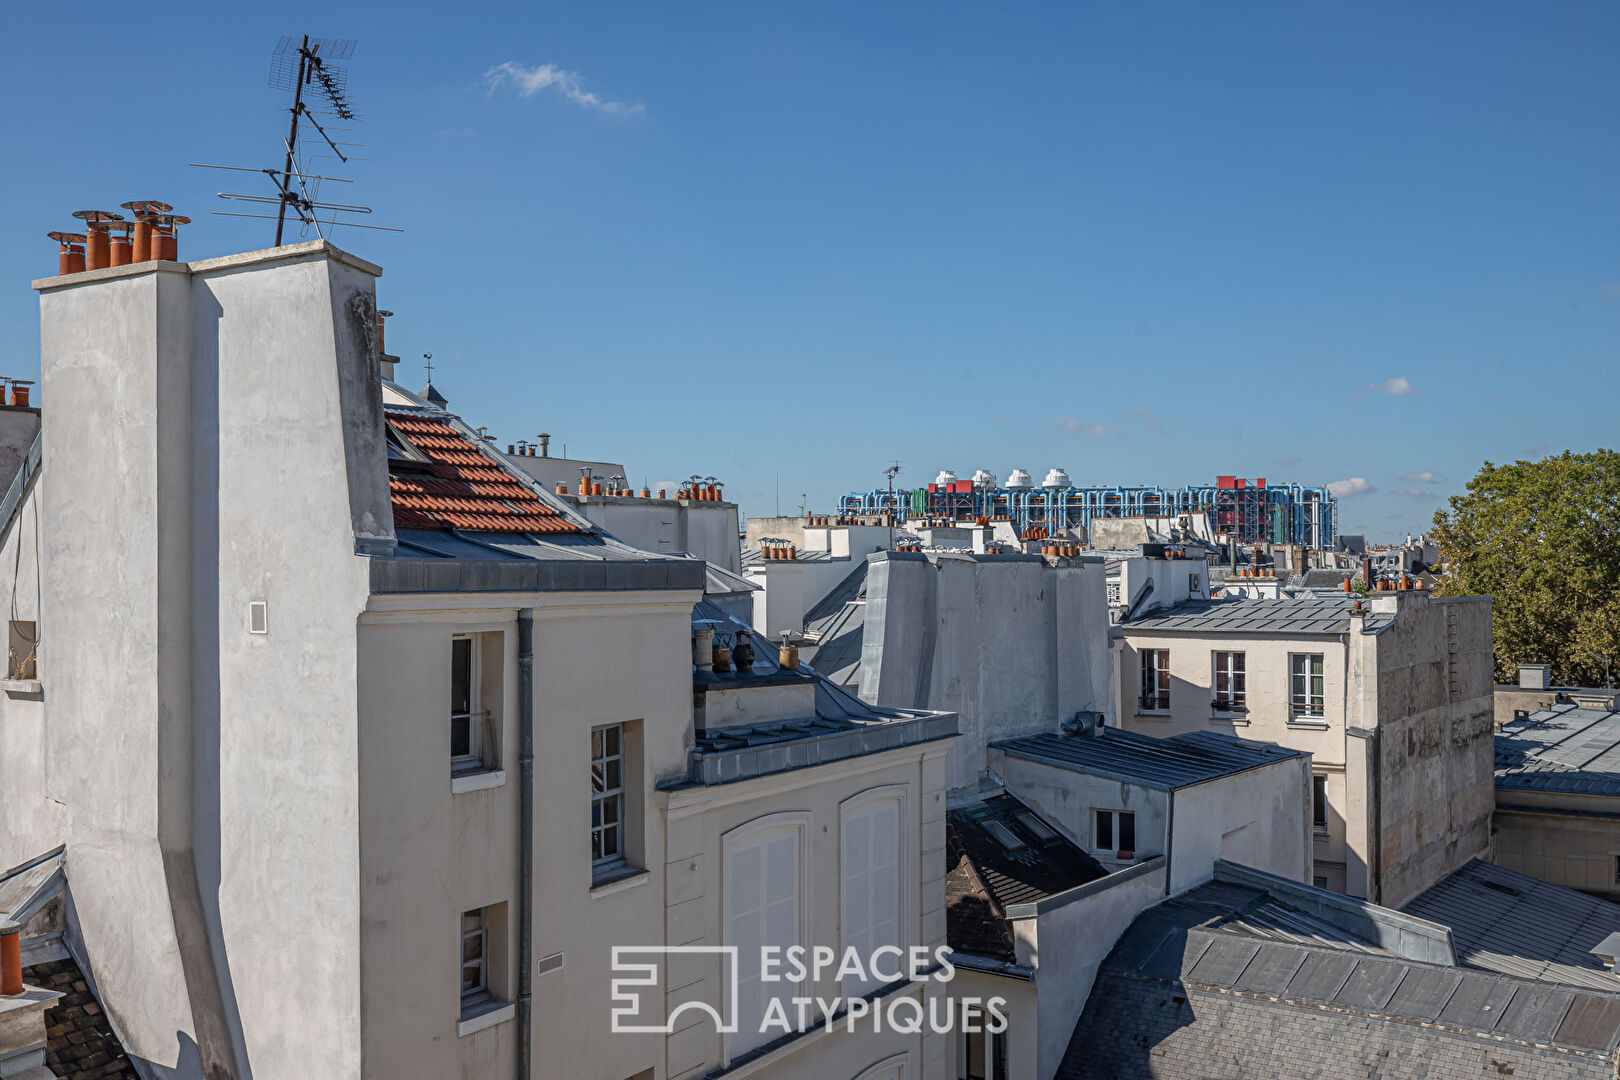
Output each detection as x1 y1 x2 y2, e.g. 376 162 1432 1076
457 1000 514 1037
1287 718 1330 730
1133 711 1172 721
1 679 42 696
451 769 506 795
591 865 648 899
1210 713 1250 725
1313 827 1331 838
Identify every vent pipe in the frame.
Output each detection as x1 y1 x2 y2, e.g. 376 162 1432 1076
537 433 550 458
10 382 32 409
0 919 20 996
73 209 123 271
48 231 86 275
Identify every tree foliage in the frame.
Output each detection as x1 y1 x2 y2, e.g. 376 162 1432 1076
1431 450 1620 686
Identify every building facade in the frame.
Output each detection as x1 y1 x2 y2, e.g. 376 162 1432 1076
1116 592 1494 906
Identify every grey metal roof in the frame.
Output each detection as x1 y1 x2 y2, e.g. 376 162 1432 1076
992 727 1303 791
1123 596 1393 634
1060 871 1620 1078
799 560 867 689
1402 860 1620 993
1498 703 1620 794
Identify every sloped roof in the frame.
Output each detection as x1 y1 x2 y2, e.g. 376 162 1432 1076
1123 596 1394 634
386 409 583 534
1059 871 1620 1079
946 794 1107 964
993 727 1303 791
1403 860 1620 992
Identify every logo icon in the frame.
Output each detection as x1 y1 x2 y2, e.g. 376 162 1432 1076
610 946 739 1035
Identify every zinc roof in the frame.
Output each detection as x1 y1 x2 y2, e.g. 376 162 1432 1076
993 727 1302 791
1497 704 1620 795
1123 596 1393 635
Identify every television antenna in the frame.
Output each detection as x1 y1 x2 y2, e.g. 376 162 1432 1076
191 34 400 245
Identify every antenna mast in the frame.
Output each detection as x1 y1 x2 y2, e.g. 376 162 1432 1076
192 34 400 243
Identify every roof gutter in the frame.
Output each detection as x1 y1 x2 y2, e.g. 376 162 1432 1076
516 609 535 1080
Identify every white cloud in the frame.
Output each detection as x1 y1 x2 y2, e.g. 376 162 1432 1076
484 61 644 115
1055 417 1110 438
1366 376 1423 397
1398 470 1440 484
1327 477 1376 498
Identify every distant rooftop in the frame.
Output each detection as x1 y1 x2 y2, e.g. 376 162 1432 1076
993 727 1304 791
1497 703 1620 795
1123 596 1395 635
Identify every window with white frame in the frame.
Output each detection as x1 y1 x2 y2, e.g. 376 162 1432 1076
1289 653 1326 718
1313 775 1329 832
724 815 807 1062
1094 809 1136 854
1212 651 1246 712
591 724 627 875
451 636 484 773
842 792 903 998
1139 649 1170 711
460 907 488 1004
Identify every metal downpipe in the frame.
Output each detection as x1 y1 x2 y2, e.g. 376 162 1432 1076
517 609 535 1080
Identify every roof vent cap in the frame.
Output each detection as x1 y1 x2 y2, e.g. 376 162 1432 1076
1005 469 1034 490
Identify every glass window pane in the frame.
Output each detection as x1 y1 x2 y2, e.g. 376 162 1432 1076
601 795 620 826
592 761 605 794
1096 811 1113 850
605 725 621 757
591 728 603 758
451 638 472 716
605 759 622 792
1120 813 1136 852
451 717 471 758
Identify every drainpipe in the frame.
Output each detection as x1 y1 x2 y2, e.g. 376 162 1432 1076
517 609 535 1080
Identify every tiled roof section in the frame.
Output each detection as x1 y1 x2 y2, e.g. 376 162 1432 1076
1403 860 1620 993
386 411 582 534
1497 704 1620 795
993 727 1303 792
27 957 139 1080
946 794 1108 963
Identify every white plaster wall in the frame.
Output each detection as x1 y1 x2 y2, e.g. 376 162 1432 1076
990 751 1169 862
577 499 741 573
862 555 1113 794
1168 758 1312 893
1021 864 1167 1080
657 746 952 1080
0 487 58 858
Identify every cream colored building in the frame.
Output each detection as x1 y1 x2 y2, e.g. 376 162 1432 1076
0 239 960 1080
1115 591 1495 907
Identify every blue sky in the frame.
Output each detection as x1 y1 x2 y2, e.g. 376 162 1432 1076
3 2 1616 538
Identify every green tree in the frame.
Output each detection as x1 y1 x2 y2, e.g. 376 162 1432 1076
1431 450 1620 686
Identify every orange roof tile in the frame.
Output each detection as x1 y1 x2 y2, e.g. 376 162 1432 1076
386 411 583 535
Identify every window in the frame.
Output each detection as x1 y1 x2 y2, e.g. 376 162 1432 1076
1094 809 1136 854
963 1027 985 1080
842 792 904 998
1313 776 1328 832
592 724 626 874
1139 649 1170 711
451 635 486 772
993 1031 1008 1080
1614 855 1620 886
1289 653 1325 718
1313 875 1329 889
725 815 807 1062
460 908 488 1003
1189 573 1201 593
1212 651 1246 712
